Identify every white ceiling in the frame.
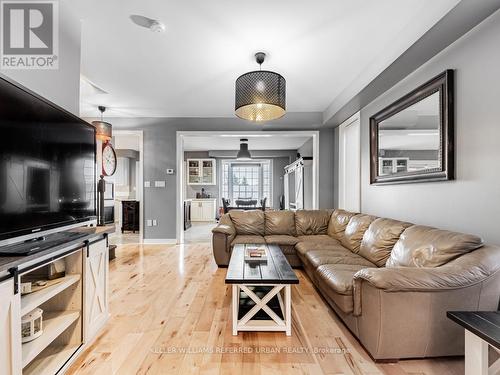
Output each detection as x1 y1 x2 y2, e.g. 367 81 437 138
74 0 459 119
183 134 311 151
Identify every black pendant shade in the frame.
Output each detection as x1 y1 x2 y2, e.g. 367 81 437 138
236 139 252 160
235 53 286 122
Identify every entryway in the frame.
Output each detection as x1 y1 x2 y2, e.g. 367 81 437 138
107 130 144 245
177 131 320 244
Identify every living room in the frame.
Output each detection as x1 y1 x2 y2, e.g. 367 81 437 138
0 1 499 375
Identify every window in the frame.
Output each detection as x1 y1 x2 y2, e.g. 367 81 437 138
221 160 272 206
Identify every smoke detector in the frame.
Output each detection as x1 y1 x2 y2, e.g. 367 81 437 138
130 15 166 33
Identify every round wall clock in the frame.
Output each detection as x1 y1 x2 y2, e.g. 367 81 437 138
102 141 117 176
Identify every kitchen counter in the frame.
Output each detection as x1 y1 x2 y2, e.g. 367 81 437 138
0 225 115 280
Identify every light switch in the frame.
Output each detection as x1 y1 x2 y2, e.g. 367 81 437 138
144 181 151 188
166 169 175 175
152 219 157 226
146 219 152 226
155 180 166 188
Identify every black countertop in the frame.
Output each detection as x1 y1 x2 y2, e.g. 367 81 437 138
0 225 115 279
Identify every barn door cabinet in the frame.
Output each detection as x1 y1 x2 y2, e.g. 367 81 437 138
0 278 22 375
0 232 110 375
84 239 109 341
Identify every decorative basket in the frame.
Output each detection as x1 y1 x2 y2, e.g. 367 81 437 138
244 246 268 263
21 308 43 343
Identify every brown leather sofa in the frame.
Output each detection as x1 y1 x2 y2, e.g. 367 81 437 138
212 209 500 360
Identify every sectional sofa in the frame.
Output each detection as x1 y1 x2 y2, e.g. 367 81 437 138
212 209 500 360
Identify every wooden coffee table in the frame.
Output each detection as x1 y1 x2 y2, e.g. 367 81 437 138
447 311 500 375
225 243 299 336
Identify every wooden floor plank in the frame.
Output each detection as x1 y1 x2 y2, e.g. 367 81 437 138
66 242 464 375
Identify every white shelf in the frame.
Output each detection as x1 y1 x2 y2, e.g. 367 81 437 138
22 311 80 368
23 344 80 375
21 275 81 316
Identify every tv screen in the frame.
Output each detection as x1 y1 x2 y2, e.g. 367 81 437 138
0 75 96 241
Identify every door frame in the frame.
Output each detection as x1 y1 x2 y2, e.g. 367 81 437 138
176 130 320 244
338 112 361 212
113 130 144 241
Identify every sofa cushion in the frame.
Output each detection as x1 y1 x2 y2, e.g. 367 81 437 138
297 235 339 245
316 264 369 313
231 235 266 247
295 241 342 257
264 235 299 246
306 249 376 269
386 225 484 268
316 264 367 294
340 214 377 253
229 210 265 235
265 211 296 236
327 209 358 241
279 245 297 256
295 210 332 236
359 218 413 267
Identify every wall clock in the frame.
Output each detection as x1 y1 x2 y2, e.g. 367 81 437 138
102 141 117 176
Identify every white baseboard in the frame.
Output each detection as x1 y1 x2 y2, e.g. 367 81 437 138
142 238 177 244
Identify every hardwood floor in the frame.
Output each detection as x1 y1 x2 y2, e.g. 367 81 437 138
67 242 464 375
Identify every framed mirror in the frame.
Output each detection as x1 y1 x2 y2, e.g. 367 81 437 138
370 70 454 185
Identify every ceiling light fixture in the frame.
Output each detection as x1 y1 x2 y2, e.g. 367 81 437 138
235 52 286 122
92 106 112 141
236 139 252 160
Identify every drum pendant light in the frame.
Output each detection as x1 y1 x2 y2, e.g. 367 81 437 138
92 106 112 141
235 52 286 122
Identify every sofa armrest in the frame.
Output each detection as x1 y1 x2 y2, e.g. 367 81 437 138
212 224 235 236
352 245 500 316
212 214 236 267
212 214 236 236
354 266 490 293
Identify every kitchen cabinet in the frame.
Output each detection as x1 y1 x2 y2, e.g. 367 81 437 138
0 278 22 375
121 201 140 233
191 199 216 222
187 159 216 185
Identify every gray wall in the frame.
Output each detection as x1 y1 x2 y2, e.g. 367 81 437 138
0 1 81 115
103 116 334 240
359 9 500 245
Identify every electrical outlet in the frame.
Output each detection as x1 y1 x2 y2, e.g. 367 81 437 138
146 219 152 226
152 219 157 226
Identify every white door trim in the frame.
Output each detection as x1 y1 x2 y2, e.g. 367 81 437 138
338 112 361 212
113 130 144 241
176 130 320 244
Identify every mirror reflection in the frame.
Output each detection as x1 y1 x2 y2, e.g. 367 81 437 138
378 91 441 176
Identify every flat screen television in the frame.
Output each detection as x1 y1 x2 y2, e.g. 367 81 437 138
0 74 96 243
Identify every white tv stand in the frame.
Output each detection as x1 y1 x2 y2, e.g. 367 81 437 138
0 226 114 375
